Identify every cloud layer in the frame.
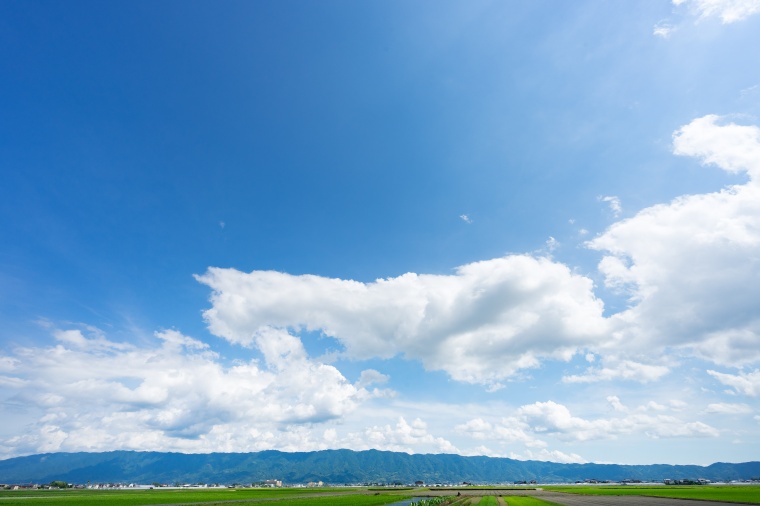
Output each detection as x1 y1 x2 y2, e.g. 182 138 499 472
2 115 759 460
197 115 760 384
196 255 608 388
590 115 760 366
0 328 373 456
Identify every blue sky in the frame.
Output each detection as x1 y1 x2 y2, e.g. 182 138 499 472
2 0 760 466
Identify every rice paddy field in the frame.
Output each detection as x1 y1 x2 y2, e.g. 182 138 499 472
503 499 559 506
543 484 760 503
0 485 758 505
0 487 408 506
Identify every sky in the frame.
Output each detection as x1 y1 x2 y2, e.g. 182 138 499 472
2 0 760 467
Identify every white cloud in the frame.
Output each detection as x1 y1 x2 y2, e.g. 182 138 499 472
563 359 670 384
356 369 390 388
454 398 718 458
655 0 760 39
608 395 627 412
0 326 372 458
673 114 760 177
639 401 668 412
455 417 546 448
708 369 760 396
195 255 608 387
516 401 719 441
599 195 622 217
194 115 760 387
705 402 753 414
674 0 760 23
510 448 587 464
460 214 473 224
156 329 209 350
345 417 458 454
589 115 760 367
653 21 677 38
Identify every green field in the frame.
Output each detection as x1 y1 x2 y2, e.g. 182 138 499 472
3 485 760 505
0 487 411 506
544 485 760 503
503 498 560 506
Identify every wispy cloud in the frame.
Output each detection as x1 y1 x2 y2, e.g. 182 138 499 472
675 0 760 24
708 369 760 396
653 21 677 38
654 0 760 38
705 402 753 414
598 195 622 217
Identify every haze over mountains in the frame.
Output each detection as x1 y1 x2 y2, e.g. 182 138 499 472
1 451 759 485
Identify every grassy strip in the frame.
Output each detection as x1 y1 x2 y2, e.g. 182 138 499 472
245 495 413 506
543 485 760 503
438 489 535 492
503 498 560 506
0 488 399 506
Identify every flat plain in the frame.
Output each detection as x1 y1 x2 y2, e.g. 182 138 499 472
542 485 760 503
0 485 758 506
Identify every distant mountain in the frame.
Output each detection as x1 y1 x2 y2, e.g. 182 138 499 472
1 450 758 485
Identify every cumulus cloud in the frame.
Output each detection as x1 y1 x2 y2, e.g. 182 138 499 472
455 398 719 460
589 115 760 367
345 417 459 454
456 417 546 448
0 326 373 458
673 114 760 176
517 401 719 441
195 255 608 387
510 448 587 464
192 115 760 387
708 369 760 396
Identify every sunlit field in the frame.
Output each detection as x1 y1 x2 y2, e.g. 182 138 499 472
504 498 560 506
3 485 760 505
544 485 760 503
0 487 410 506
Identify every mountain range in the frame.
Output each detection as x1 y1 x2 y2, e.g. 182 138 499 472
1 450 759 485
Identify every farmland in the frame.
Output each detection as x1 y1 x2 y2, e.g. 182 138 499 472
0 487 407 506
504 498 560 506
1 485 759 506
543 484 760 503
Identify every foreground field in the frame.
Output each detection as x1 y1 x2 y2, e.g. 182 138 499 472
0 487 409 506
504 498 560 506
543 485 760 503
2 485 759 506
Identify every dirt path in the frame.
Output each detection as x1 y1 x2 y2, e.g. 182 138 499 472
419 489 753 506
527 490 754 506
